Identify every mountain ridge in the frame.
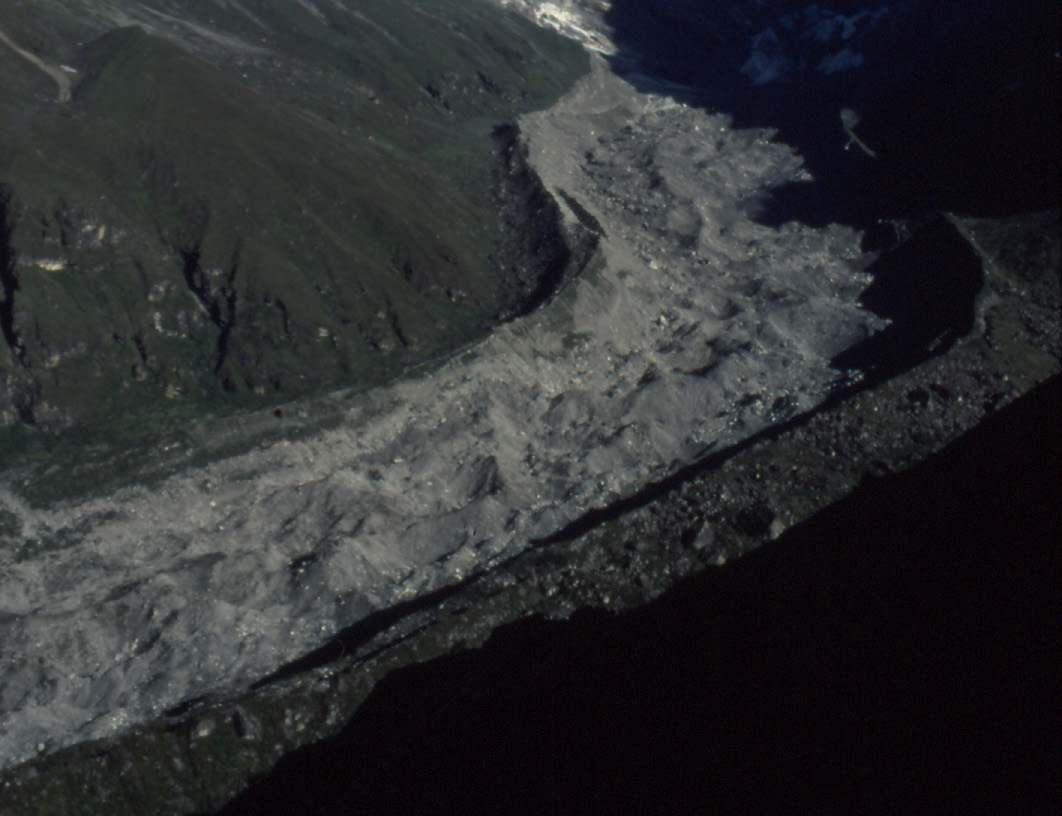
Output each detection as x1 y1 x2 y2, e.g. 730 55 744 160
0 0 589 434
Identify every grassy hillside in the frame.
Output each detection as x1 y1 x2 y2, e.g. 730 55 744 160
0 0 587 435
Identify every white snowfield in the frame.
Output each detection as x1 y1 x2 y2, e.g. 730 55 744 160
498 0 616 53
0 37 884 772
740 4 892 85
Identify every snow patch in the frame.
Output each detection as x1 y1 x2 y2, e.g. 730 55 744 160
498 0 616 54
34 259 67 272
819 48 865 74
742 4 889 85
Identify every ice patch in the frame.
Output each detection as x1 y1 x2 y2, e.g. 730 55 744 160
743 4 889 84
819 48 865 74
741 51 792 85
809 10 871 42
31 258 67 272
497 0 616 54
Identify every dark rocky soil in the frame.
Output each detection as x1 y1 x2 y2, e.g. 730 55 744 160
218 376 1061 816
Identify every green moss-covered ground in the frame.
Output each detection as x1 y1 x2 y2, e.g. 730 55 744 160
0 0 587 445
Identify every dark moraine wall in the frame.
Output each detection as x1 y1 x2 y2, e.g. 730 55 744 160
218 376 1061 815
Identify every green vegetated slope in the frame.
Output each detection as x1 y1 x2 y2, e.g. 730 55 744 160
0 0 587 440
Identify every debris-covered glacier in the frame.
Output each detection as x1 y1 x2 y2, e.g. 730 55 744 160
0 36 887 774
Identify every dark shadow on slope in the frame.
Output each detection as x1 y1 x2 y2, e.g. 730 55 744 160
491 124 599 321
832 215 983 374
247 577 478 693
604 0 1061 233
602 0 1057 380
0 188 23 365
215 376 1061 816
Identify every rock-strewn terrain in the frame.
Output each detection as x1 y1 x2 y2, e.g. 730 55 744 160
0 1 1058 812
0 54 892 771
0 201 1056 813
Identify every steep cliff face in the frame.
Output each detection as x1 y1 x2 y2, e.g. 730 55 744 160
0 1 589 433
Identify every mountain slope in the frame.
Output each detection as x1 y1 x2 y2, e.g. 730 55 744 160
0 0 588 432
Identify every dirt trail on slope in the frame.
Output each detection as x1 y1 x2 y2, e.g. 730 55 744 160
0 27 72 102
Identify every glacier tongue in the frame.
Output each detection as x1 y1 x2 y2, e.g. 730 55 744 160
0 52 884 770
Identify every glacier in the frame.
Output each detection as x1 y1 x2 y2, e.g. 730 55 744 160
0 8 886 769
